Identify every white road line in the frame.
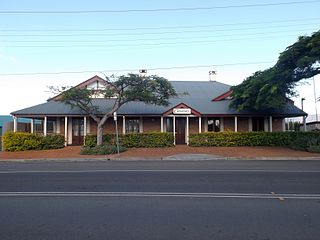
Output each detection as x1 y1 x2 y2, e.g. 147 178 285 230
0 192 320 199
1 169 320 174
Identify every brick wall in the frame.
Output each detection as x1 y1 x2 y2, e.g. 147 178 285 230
103 118 116 133
189 117 199 134
238 117 249 132
143 117 161 132
75 116 285 135
87 118 116 134
224 117 235 131
201 117 206 132
272 117 284 132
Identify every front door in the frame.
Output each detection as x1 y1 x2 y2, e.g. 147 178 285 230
175 118 186 144
72 118 84 145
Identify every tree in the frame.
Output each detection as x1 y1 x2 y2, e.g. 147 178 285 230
231 30 320 111
54 74 177 145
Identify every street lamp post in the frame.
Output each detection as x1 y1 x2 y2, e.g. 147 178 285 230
301 98 306 132
113 112 120 155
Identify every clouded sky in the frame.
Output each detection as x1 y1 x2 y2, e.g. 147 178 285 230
0 0 319 115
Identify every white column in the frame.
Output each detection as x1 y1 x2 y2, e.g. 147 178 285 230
303 116 307 132
139 117 143 133
30 118 34 133
122 116 126 134
282 118 286 131
64 116 68 146
173 116 176 145
269 116 273 132
198 116 202 133
161 116 164 132
44 116 47 136
68 118 72 145
84 117 87 137
234 116 238 132
13 116 18 132
220 117 224 132
248 117 253 132
264 117 269 132
186 116 189 145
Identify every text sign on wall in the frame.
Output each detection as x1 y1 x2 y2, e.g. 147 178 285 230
173 108 191 114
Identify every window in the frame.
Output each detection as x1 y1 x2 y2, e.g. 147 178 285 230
47 120 55 134
208 118 220 132
166 118 173 132
126 118 140 133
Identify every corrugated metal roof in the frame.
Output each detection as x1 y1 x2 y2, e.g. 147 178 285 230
11 80 306 117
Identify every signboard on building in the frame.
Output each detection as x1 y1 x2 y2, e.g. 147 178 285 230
173 108 191 115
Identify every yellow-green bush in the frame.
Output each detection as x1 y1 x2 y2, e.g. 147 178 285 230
85 132 174 148
189 131 320 151
3 131 65 152
121 132 174 148
84 134 115 147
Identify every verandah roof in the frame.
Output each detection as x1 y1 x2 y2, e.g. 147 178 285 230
11 80 306 117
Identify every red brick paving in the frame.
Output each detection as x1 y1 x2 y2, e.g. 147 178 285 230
1 145 320 160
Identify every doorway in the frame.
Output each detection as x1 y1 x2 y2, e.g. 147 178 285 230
252 117 265 131
72 118 84 145
175 118 186 144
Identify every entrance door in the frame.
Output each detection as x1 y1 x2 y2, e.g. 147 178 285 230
72 118 84 145
175 118 186 144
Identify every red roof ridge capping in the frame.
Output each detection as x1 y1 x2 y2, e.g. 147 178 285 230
212 90 233 101
162 102 201 116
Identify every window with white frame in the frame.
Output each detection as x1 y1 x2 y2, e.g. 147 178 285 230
126 118 140 133
208 118 220 132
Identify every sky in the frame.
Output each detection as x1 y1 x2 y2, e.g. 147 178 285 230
0 0 319 116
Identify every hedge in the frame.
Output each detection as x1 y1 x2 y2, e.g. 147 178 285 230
80 145 126 155
2 131 65 152
189 132 320 151
85 132 174 148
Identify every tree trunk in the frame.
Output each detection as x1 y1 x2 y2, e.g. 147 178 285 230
97 123 104 146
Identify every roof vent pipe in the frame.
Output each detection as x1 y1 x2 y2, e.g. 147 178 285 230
139 69 147 77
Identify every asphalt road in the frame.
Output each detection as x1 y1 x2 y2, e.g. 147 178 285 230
1 160 320 240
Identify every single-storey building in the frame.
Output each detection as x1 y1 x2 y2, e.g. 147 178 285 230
11 75 307 146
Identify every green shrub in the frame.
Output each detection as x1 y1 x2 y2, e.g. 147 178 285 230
3 131 65 152
307 145 320 153
41 135 65 150
289 133 320 152
80 145 126 155
189 132 320 150
85 132 174 148
84 134 115 147
121 132 174 148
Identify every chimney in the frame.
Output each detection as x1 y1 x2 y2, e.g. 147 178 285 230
139 69 147 76
209 70 217 81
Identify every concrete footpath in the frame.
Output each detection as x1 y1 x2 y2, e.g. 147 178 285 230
1 145 320 161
